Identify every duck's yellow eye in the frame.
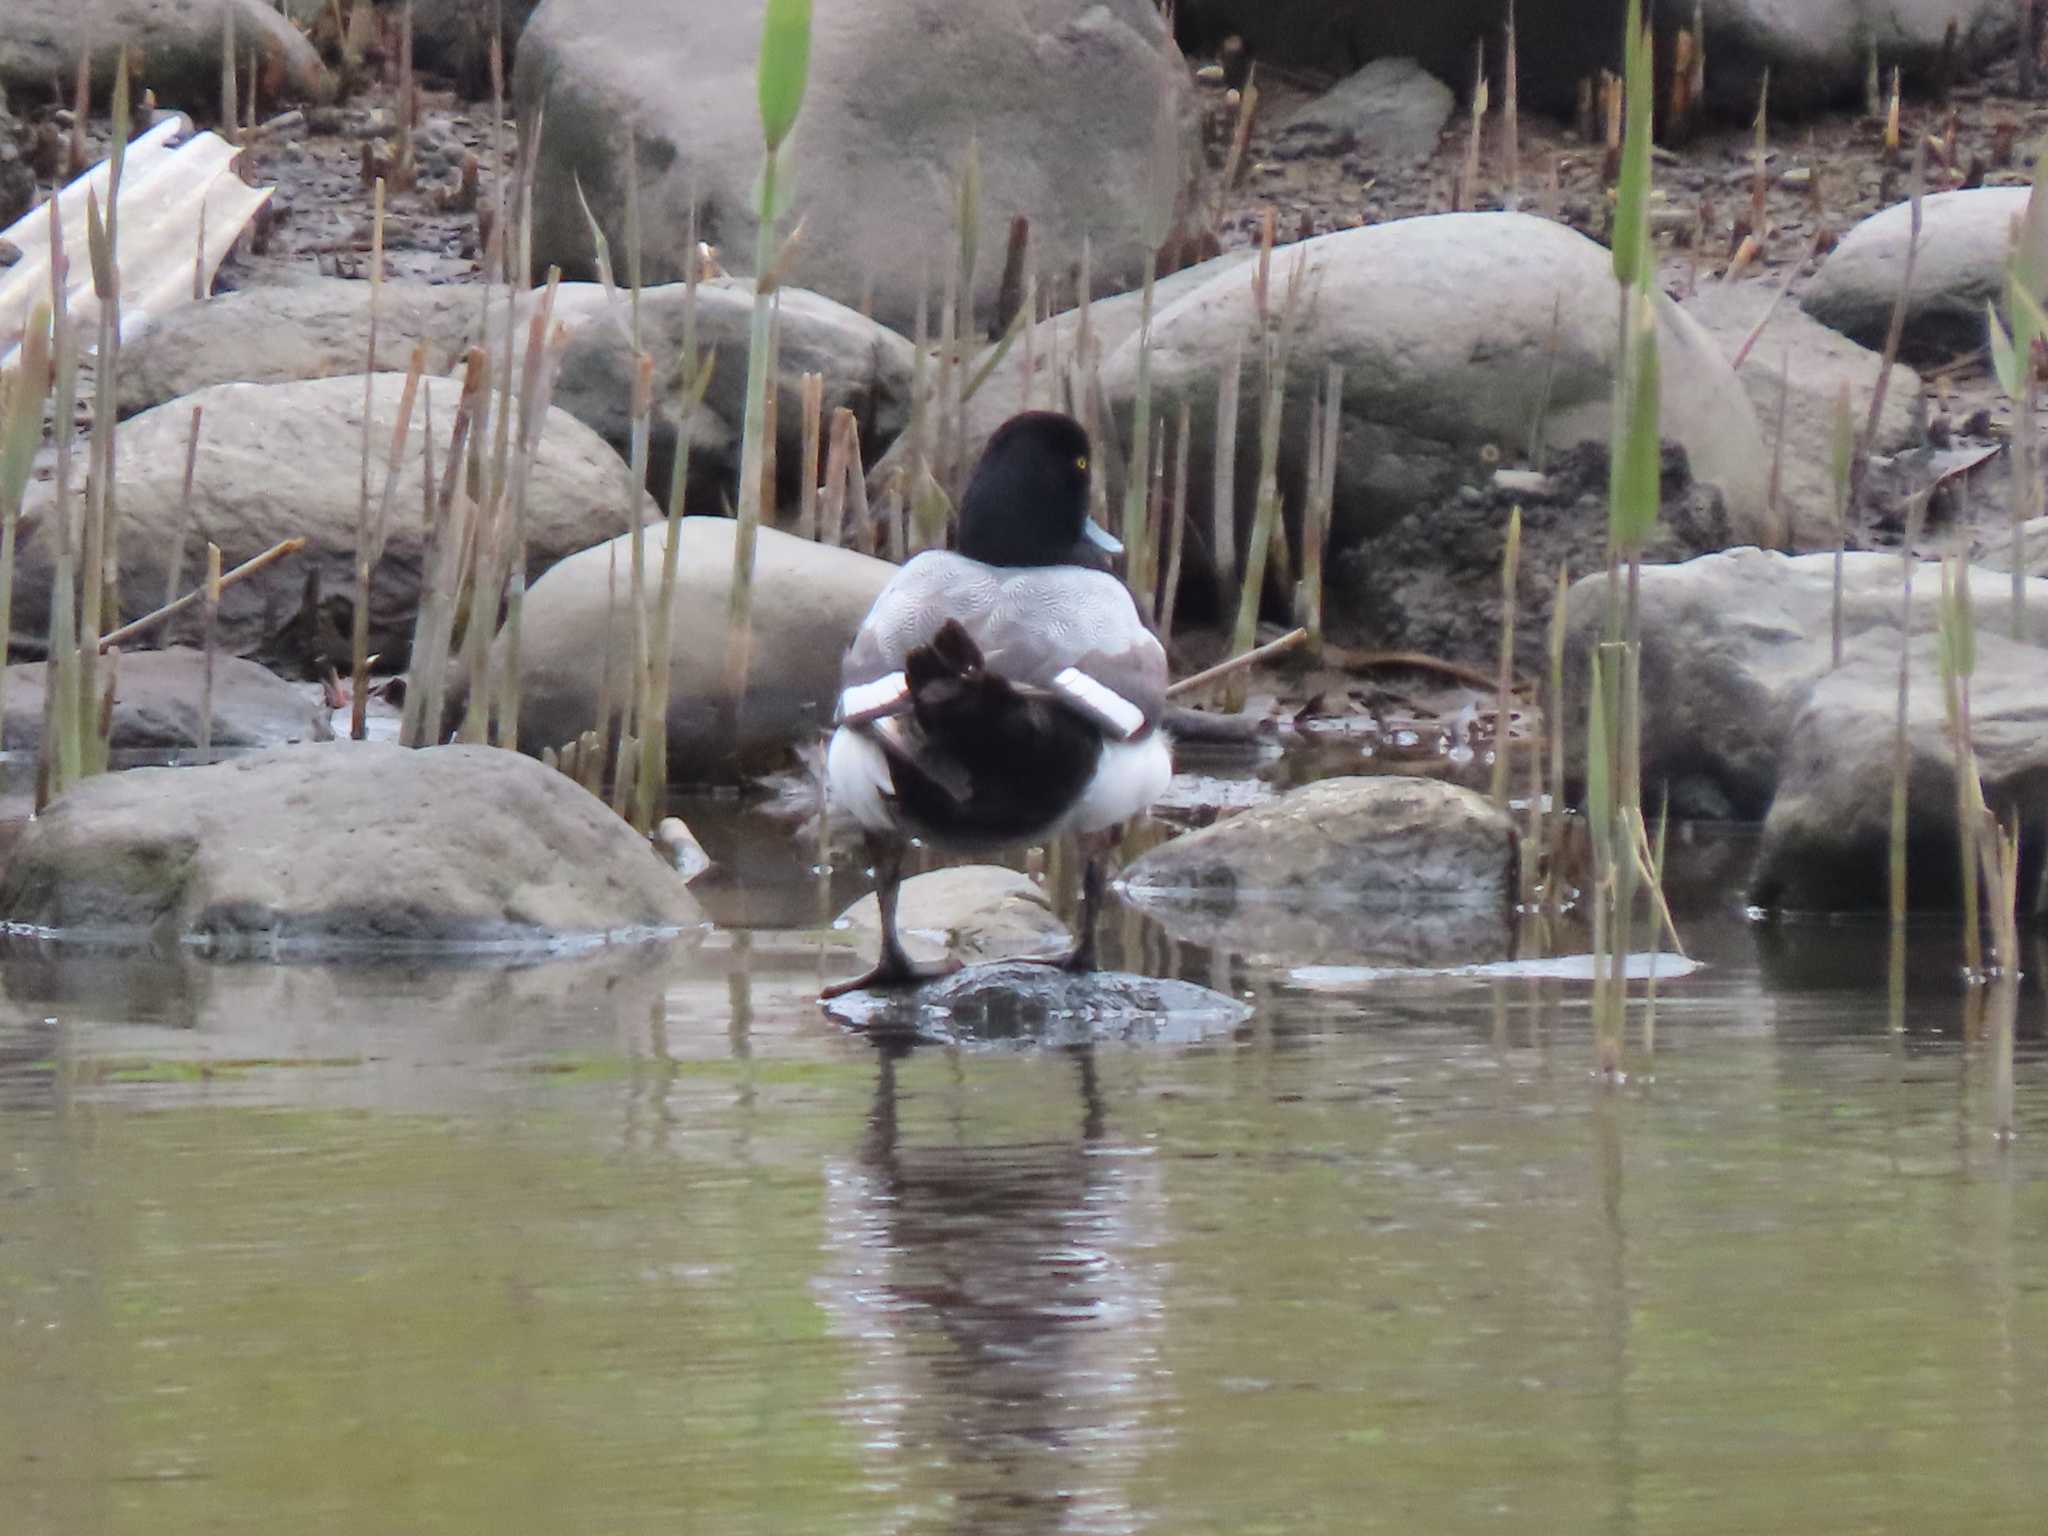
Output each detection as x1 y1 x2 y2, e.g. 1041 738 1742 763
1075 454 1089 472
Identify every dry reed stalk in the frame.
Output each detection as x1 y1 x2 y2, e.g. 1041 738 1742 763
1159 399 1191 640
1226 247 1307 713
401 347 488 747
350 175 387 739
161 406 205 620
1502 3 1520 207
1458 42 1488 212
819 405 851 548
1211 331 1242 624
1490 505 1523 807
221 6 239 146
199 543 221 765
1165 626 1306 700
101 537 307 651
797 371 823 540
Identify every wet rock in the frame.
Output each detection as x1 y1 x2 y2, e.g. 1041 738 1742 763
835 866 1070 968
1107 212 1770 607
1 649 329 755
1682 283 1921 548
116 281 484 419
1121 775 1517 965
1563 547 2048 820
13 374 655 663
1274 57 1453 165
1750 629 2048 914
0 742 702 946
552 279 914 514
514 0 1201 336
0 1 330 104
1802 188 2036 365
820 960 1250 1047
490 516 893 783
1174 1 2012 117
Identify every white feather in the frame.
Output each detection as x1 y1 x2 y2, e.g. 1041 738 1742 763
1051 666 1145 739
838 670 908 723
825 726 896 833
1060 733 1173 835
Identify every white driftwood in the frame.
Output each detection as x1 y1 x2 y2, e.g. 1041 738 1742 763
0 114 274 369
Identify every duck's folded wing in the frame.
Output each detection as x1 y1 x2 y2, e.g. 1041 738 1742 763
834 554 1167 736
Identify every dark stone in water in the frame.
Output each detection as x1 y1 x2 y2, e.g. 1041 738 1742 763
820 962 1251 1049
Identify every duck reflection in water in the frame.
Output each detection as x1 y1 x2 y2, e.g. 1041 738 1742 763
818 1042 1168 1535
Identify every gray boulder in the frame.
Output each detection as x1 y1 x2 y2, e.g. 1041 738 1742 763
1682 282 1922 548
1563 547 2048 820
1977 514 2048 579
1274 57 1453 165
13 373 655 663
514 0 1201 336
1802 188 2035 365
552 279 915 512
117 281 487 420
865 247 1259 499
1121 775 1517 965
1 0 330 103
1111 213 1772 575
835 866 1070 967
1 648 329 756
495 515 893 782
1750 629 2048 913
0 741 702 946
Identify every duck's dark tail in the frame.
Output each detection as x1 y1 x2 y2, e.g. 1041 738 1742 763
877 619 1102 842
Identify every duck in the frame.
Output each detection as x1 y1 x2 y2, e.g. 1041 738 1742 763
822 410 1172 998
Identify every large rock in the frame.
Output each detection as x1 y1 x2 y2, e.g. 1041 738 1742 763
0 742 702 945
1121 775 1516 964
1802 188 2036 365
0 88 31 229
1175 1 2013 117
835 866 1070 967
116 281 487 420
1109 213 1771 589
1977 514 2048 579
1750 629 2048 913
1683 282 1922 548
1274 57 1453 165
514 0 1201 336
1 0 330 103
1563 547 2048 820
495 515 894 782
553 279 915 513
13 373 656 663
865 246 1259 500
1 648 329 755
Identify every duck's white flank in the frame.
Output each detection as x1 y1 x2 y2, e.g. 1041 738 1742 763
824 723 1171 839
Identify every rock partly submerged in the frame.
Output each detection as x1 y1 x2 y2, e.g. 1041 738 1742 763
488 515 894 782
1750 628 2048 914
1564 547 2048 822
0 742 702 949
821 960 1251 1048
1121 775 1518 967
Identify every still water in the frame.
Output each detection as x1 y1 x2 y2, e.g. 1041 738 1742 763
3 810 2046 1535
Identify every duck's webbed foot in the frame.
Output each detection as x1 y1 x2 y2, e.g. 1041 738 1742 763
820 951 962 1000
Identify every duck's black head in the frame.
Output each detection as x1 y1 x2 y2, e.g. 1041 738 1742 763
956 411 1122 569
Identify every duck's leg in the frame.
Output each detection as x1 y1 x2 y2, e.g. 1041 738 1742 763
821 835 963 999
1060 828 1116 973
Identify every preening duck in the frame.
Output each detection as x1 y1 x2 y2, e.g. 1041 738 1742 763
823 411 1172 997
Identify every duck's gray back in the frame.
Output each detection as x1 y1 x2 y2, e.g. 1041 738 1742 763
843 551 1167 732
